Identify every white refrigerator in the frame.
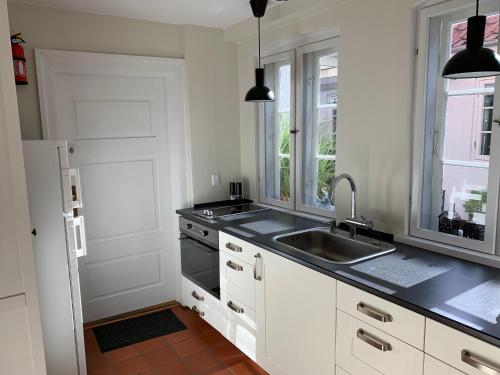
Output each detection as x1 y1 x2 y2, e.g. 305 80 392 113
23 140 87 375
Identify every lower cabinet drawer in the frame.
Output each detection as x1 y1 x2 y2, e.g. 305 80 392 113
425 319 500 375
424 355 465 375
225 294 257 361
336 310 424 375
220 252 255 309
181 276 227 333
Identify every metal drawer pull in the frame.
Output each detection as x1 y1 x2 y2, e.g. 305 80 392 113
357 302 393 323
191 291 204 301
192 306 205 317
254 253 262 281
226 242 242 252
226 261 243 271
461 350 500 375
356 329 392 352
227 301 244 314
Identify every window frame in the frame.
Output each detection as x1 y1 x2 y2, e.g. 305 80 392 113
258 38 340 217
259 50 296 210
296 38 340 217
410 0 500 254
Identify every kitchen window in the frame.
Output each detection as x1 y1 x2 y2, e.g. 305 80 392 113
411 0 499 253
259 38 339 217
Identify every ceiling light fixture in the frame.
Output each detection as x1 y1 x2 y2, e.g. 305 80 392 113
245 0 275 102
442 0 500 79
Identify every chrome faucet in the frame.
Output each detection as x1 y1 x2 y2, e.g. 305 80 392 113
330 173 374 238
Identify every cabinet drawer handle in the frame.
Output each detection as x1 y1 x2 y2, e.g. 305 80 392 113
192 306 205 317
356 329 392 352
227 301 244 314
254 253 262 281
462 350 500 375
226 261 243 271
226 242 242 252
357 302 393 323
191 291 204 301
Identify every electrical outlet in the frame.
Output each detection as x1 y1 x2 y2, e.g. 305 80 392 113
211 173 220 186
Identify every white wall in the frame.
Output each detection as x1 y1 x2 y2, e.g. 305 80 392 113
233 0 415 234
7 2 241 203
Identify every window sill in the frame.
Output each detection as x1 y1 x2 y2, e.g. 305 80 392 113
258 202 334 224
394 234 500 269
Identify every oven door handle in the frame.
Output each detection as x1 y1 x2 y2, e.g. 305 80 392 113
179 236 217 254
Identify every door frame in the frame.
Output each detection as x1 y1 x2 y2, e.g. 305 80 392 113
35 49 193 302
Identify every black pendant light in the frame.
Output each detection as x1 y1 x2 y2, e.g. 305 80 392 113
245 0 275 102
442 0 500 79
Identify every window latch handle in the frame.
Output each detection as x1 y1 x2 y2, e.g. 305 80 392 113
493 119 500 126
290 129 299 134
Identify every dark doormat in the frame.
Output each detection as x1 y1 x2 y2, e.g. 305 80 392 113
93 309 187 352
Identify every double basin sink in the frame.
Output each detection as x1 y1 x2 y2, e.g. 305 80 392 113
274 227 395 264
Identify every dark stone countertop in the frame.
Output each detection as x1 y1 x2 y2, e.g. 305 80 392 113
176 207 500 348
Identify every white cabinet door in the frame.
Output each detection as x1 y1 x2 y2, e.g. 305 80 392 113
0 295 37 375
424 355 465 375
256 250 336 375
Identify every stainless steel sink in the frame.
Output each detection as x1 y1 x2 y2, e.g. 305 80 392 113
274 227 395 264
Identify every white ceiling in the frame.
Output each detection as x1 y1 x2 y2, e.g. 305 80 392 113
9 0 281 28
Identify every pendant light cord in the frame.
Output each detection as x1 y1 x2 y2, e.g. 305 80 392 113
476 0 479 16
258 17 261 68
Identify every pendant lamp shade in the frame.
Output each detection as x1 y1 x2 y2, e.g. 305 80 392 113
245 0 275 102
442 9 500 79
245 68 275 102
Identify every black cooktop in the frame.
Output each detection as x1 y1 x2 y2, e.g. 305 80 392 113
192 203 269 220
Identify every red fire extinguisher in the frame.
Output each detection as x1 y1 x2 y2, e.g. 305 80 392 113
11 33 28 85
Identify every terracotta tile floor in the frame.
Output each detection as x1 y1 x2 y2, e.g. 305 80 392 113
85 305 268 375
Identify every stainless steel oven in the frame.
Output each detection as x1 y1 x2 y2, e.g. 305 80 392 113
179 217 220 299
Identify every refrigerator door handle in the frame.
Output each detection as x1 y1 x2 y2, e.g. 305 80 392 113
62 168 83 212
67 217 87 258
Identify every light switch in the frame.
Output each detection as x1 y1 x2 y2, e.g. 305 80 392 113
211 173 220 186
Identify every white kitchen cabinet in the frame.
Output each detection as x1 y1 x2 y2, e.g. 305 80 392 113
181 276 227 333
424 355 466 375
425 319 500 375
256 249 336 375
226 294 257 360
337 281 425 349
336 310 424 375
336 366 351 375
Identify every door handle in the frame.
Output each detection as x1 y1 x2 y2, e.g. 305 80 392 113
357 302 393 322
356 329 392 352
226 261 243 271
227 301 244 314
461 350 500 375
226 242 242 252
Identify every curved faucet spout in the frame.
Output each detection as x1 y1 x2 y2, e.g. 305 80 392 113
330 173 357 219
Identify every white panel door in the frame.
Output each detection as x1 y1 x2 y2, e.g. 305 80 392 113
36 50 190 322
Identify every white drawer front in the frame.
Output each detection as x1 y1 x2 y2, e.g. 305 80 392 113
336 310 424 375
200 290 227 334
181 276 203 309
220 231 261 265
181 276 227 332
424 355 466 375
425 319 500 375
226 294 257 361
220 251 255 309
337 281 425 349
